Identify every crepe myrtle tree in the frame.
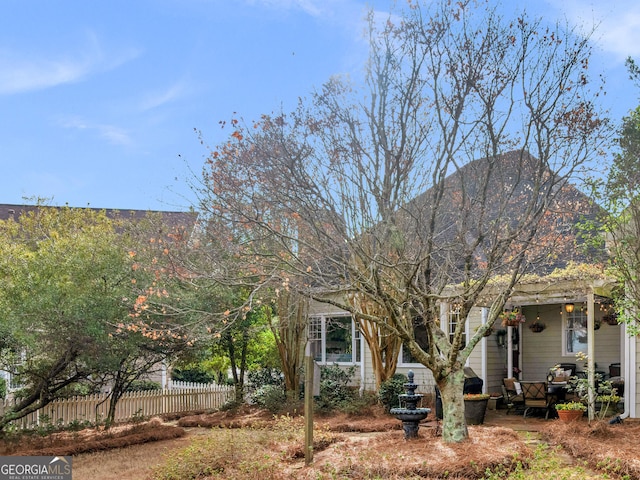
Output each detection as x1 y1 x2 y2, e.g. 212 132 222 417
195 0 609 442
0 205 195 430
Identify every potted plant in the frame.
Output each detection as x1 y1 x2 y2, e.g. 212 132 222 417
464 393 490 425
528 320 546 333
499 308 526 327
555 401 586 422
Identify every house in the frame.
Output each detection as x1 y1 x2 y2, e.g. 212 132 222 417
305 151 637 420
0 203 198 392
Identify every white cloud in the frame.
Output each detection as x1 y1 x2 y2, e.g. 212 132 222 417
139 81 188 111
59 116 133 147
0 31 141 95
0 54 93 95
547 0 640 60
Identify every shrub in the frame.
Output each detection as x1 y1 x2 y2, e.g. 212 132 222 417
171 366 215 384
251 384 287 413
247 367 284 391
126 380 161 392
338 390 378 416
315 364 357 413
0 377 6 400
378 373 408 412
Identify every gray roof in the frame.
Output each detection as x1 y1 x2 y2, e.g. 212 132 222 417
0 203 197 233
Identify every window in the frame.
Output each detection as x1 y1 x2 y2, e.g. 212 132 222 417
563 309 587 355
308 316 322 362
400 317 430 365
308 315 360 364
448 304 466 349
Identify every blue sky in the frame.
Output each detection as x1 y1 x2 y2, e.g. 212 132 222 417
1 0 639 212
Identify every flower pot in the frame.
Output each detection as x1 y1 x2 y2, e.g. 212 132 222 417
557 409 583 422
464 398 488 425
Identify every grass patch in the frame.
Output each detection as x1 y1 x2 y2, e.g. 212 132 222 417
152 416 341 480
484 442 603 479
152 420 530 479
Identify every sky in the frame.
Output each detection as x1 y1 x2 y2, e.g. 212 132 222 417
1 0 640 212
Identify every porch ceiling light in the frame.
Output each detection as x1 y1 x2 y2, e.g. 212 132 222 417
565 303 575 313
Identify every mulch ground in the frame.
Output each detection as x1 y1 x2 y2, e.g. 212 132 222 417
0 417 185 457
2 406 640 479
541 418 640 479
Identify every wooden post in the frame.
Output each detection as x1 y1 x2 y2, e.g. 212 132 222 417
304 352 314 465
507 325 513 378
587 290 596 421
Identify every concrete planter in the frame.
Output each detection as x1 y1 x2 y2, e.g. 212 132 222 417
464 398 488 425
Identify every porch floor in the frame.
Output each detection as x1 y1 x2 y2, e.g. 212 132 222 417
482 407 550 431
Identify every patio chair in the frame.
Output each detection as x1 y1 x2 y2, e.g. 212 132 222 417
502 378 524 414
521 381 553 419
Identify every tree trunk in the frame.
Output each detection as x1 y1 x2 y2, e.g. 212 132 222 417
270 292 307 398
436 368 468 443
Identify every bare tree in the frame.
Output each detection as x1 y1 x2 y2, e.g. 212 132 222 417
196 0 609 442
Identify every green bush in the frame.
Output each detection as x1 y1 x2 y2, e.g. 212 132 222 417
171 366 215 384
337 390 378 416
315 364 357 413
251 384 287 413
378 373 408 412
126 380 162 392
0 377 6 400
247 367 284 390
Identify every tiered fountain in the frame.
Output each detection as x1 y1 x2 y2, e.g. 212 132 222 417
390 370 431 439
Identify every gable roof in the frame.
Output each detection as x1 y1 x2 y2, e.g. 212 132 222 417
403 149 605 276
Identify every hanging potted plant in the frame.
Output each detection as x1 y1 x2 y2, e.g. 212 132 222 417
528 320 546 333
555 401 586 422
499 308 526 327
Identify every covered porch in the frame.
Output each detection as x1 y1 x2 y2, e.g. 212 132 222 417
483 277 625 418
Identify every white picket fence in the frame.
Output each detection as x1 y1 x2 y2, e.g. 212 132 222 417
167 380 220 390
0 385 234 430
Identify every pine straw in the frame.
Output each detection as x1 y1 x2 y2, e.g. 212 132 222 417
177 407 275 428
0 417 185 457
315 409 402 433
294 426 531 480
541 419 640 479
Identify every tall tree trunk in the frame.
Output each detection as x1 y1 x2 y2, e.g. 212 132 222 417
270 293 307 398
436 368 468 443
360 318 401 389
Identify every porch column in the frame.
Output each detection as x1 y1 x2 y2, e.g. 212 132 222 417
507 326 513 379
587 290 595 421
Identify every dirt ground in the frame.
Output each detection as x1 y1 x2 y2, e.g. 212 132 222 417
1 407 638 479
